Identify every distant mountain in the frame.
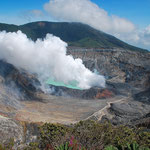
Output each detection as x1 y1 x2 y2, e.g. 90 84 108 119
0 21 148 52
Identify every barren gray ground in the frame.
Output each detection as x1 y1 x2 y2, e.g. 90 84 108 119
15 95 126 124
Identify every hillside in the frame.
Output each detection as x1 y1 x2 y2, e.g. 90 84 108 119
0 21 147 52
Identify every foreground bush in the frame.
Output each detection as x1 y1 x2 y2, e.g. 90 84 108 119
25 120 150 150
1 120 150 149
72 120 150 149
38 123 69 149
105 142 150 150
0 138 14 150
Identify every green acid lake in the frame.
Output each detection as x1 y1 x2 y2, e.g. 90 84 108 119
46 79 82 90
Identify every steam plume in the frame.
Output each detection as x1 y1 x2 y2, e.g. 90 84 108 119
0 31 105 89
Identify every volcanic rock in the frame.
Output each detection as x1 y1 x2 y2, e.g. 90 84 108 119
0 47 150 148
0 116 23 147
0 60 41 100
107 100 150 125
50 85 115 99
68 48 150 94
134 88 150 104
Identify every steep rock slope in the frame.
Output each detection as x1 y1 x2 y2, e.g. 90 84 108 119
68 48 150 93
68 48 150 125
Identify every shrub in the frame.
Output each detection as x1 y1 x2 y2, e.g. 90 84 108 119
0 138 14 150
1 120 150 150
39 123 69 149
105 145 118 150
56 137 86 150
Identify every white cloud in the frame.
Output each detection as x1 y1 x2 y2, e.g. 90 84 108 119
18 9 56 25
118 25 150 50
44 0 150 50
31 10 43 17
44 0 135 35
19 10 44 22
141 25 150 46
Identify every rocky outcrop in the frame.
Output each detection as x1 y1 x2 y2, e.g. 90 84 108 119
68 48 150 96
0 116 23 147
68 48 150 125
50 85 115 99
0 60 41 100
0 115 40 149
134 88 150 104
107 101 150 125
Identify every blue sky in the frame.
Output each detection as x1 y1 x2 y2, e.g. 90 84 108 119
0 0 150 49
0 0 48 24
92 0 150 28
0 0 149 27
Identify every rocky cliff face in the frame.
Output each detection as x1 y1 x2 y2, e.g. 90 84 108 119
0 60 42 147
68 48 150 95
68 48 150 126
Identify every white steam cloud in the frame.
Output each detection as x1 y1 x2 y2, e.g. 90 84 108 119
0 31 105 89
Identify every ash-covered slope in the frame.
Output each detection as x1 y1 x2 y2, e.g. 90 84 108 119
0 21 147 52
0 60 41 101
0 59 116 146
0 47 150 125
68 48 150 90
68 48 150 125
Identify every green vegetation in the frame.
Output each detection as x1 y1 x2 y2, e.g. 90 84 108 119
1 120 150 149
56 139 86 150
22 120 150 150
38 123 68 149
0 23 18 32
105 145 118 150
0 21 148 52
0 138 14 150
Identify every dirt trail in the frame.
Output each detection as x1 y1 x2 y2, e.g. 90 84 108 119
85 97 127 121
